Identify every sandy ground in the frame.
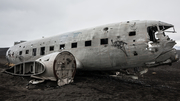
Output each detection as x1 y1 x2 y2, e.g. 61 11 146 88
0 49 180 101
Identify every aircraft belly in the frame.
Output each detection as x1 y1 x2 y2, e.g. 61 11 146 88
109 49 127 69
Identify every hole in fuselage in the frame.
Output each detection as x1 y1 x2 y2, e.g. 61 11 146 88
103 27 108 31
147 26 158 42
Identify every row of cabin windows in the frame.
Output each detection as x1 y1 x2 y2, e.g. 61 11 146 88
18 30 137 56
18 32 137 56
18 38 109 56
18 31 136 56
18 31 136 54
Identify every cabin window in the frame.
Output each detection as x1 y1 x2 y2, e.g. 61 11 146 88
40 47 45 55
133 51 138 56
85 40 91 46
60 44 65 49
72 42 77 48
101 38 108 45
32 48 36 56
49 46 54 51
129 31 136 36
19 51 22 55
26 50 29 54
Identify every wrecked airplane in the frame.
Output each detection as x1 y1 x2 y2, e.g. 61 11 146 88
5 20 179 86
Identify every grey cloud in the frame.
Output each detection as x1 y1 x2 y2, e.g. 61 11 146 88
0 0 180 47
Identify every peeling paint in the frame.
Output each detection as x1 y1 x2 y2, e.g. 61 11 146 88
111 39 128 57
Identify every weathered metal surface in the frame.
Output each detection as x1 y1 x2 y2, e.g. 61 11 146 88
4 61 45 76
5 20 179 85
54 51 76 86
31 51 76 83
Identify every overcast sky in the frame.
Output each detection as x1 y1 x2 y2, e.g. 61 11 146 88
1 0 180 47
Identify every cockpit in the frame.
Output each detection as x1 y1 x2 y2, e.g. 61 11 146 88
146 21 177 54
147 25 176 43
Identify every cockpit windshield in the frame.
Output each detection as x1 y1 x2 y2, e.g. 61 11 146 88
147 26 158 42
147 25 175 42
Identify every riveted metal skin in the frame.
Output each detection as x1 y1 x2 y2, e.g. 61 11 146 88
5 20 179 85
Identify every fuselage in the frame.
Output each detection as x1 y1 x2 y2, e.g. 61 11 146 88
6 20 179 70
